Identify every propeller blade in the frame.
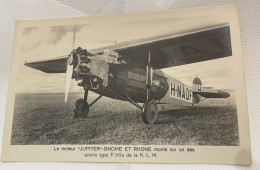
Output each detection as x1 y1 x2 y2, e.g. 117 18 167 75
64 61 74 102
64 25 76 102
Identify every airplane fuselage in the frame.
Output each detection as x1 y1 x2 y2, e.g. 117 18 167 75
89 64 198 106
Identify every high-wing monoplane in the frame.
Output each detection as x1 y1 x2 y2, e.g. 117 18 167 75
25 24 232 124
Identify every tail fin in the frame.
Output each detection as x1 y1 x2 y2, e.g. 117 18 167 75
191 76 230 104
192 76 202 92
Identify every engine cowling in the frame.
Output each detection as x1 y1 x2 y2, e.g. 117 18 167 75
69 47 110 89
70 47 92 80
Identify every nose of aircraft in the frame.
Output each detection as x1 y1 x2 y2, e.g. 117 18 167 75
64 47 93 102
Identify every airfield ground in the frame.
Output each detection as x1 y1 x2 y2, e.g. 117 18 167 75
11 91 239 145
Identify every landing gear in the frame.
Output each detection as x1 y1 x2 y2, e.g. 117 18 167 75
105 88 159 124
74 90 102 119
74 90 89 118
74 99 89 118
141 51 159 124
142 100 158 124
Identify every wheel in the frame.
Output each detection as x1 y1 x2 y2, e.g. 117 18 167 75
74 99 89 118
73 110 79 119
142 100 158 124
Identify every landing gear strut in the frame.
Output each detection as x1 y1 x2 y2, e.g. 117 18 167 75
142 51 159 124
105 88 159 124
74 90 102 119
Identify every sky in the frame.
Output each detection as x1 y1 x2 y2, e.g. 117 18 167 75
162 57 235 89
15 14 234 93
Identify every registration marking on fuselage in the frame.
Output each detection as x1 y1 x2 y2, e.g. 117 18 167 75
169 81 193 103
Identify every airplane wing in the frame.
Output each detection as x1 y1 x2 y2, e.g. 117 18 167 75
193 90 230 98
93 24 232 69
24 56 67 73
24 24 231 72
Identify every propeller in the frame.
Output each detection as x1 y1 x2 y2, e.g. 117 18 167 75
64 25 77 102
64 54 74 102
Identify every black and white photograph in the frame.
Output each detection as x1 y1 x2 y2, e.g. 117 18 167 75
1 6 251 165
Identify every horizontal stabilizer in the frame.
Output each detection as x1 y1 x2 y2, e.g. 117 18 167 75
194 90 230 98
202 87 213 90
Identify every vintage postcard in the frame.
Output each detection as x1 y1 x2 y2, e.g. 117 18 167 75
1 5 251 165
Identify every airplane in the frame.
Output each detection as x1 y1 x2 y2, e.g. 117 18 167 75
24 24 232 124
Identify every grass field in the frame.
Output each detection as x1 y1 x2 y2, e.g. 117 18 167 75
11 91 239 146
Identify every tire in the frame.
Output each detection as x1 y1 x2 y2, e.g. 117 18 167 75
73 110 79 119
74 99 89 118
142 100 158 124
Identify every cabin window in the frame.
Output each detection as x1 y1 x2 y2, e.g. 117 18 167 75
128 71 133 79
128 71 145 82
128 71 161 85
137 74 146 81
132 72 138 80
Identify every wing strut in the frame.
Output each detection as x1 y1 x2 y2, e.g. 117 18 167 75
146 51 153 101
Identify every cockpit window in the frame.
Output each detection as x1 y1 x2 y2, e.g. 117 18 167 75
128 71 145 82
